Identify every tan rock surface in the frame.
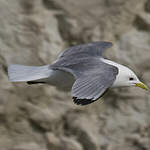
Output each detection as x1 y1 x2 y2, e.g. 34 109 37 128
0 0 150 150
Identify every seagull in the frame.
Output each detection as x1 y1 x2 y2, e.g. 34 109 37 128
8 42 148 105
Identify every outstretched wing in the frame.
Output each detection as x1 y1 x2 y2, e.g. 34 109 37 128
58 41 113 59
50 41 118 105
71 62 118 105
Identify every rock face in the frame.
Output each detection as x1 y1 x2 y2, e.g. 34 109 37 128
0 0 150 150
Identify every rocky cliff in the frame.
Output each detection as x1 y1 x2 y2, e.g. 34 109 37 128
0 0 150 150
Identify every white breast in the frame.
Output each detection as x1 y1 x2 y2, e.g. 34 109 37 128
45 69 75 91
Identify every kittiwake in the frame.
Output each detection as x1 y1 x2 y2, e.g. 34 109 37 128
8 41 148 105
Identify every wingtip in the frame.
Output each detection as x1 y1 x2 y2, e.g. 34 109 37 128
73 97 96 106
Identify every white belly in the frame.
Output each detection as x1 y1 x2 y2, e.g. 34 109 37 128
45 69 75 91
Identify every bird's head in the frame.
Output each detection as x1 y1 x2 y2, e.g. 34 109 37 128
112 64 148 90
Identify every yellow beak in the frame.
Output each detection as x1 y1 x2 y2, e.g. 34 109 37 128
136 82 149 90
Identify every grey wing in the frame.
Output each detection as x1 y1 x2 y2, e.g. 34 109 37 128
71 62 118 105
58 41 113 59
51 57 118 105
51 41 113 78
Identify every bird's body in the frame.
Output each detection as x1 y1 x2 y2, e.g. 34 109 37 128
25 58 136 90
26 58 122 90
8 41 148 105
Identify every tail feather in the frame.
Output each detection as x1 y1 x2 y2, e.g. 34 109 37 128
8 64 51 82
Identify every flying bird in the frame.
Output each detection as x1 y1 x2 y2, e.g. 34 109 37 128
8 42 148 105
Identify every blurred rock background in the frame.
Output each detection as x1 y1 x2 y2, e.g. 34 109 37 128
0 0 150 150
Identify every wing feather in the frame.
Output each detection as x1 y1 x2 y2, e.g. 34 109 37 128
58 41 112 59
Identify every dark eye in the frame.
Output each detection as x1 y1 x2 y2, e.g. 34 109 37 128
129 77 134 81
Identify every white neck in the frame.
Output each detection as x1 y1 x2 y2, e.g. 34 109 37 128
101 58 122 68
101 58 135 87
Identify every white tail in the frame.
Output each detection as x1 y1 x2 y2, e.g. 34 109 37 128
8 64 51 82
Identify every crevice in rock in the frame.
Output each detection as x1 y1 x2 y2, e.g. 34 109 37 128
62 110 97 150
28 118 47 133
19 0 35 14
42 0 62 10
132 140 147 150
42 0 87 47
0 55 7 75
55 14 84 47
2 64 8 75
0 113 6 124
145 0 150 13
133 15 150 31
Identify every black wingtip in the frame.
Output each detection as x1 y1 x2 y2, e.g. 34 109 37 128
27 81 46 85
73 97 96 106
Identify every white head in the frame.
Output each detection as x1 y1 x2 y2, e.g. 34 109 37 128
112 64 138 86
102 59 148 90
